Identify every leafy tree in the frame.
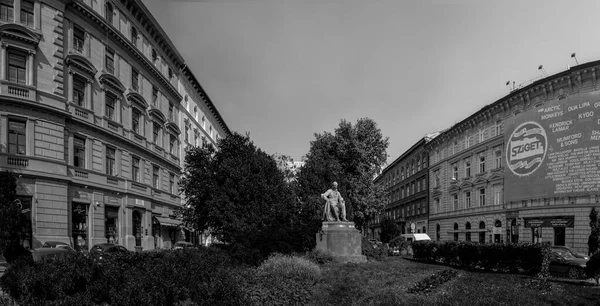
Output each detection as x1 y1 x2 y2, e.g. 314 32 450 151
297 118 389 232
589 207 600 256
179 133 316 264
379 217 402 243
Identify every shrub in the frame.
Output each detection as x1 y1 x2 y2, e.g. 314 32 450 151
584 252 600 285
257 253 322 284
361 237 386 261
411 241 551 277
388 236 408 253
301 249 335 265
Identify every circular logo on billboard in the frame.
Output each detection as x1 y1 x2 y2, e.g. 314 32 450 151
506 121 547 177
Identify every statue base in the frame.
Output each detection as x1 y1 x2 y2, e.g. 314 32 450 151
315 221 367 263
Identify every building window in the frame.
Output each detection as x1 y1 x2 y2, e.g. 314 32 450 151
169 135 176 155
132 156 140 182
106 147 115 176
417 180 421 192
465 160 471 177
152 86 158 107
131 27 138 46
8 50 26 85
1 0 14 22
411 162 415 175
453 223 459 241
20 0 33 27
151 49 158 65
478 128 484 143
72 203 88 252
453 193 459 210
74 137 85 168
465 134 470 149
152 165 159 188
169 173 175 194
433 170 440 187
400 167 405 180
168 67 173 81
465 222 471 241
411 182 415 194
422 157 427 169
479 188 486 206
453 140 458 154
131 68 139 92
73 24 85 53
185 125 190 143
105 206 119 244
209 125 213 139
168 102 174 121
465 191 471 208
105 2 113 25
194 133 198 146
153 123 160 145
479 154 486 173
105 94 116 121
194 106 198 120
479 221 486 243
417 157 421 172
105 47 114 74
452 163 458 180
495 120 502 137
435 198 440 213
8 119 26 155
132 109 140 134
73 75 86 107
494 185 503 205
202 116 205 129
495 150 502 169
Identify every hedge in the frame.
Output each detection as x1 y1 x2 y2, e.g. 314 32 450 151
411 241 551 277
0 247 323 305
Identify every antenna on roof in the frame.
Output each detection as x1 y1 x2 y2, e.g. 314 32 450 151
571 53 579 65
538 65 548 77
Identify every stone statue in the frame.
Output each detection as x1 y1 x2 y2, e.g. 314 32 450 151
321 181 348 222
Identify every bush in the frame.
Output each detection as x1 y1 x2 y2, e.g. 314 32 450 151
584 252 600 285
411 241 551 277
388 236 408 254
361 237 386 261
242 254 322 305
301 249 335 265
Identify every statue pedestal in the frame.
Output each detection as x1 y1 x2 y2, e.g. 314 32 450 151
315 221 366 263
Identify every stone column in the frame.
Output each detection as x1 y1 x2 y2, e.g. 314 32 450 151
27 50 35 86
85 78 92 109
0 43 6 81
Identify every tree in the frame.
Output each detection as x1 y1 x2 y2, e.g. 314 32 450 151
0 171 29 262
179 133 315 264
379 217 402 243
589 207 600 256
297 118 389 232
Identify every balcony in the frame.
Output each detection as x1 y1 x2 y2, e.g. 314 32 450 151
68 103 94 124
1 81 36 102
7 156 29 167
1 154 67 177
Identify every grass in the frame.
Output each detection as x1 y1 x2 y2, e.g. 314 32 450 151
310 257 600 306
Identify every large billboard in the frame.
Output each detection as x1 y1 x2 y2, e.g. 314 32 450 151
504 90 600 202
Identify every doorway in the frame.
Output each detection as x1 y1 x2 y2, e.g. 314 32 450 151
132 211 142 247
554 227 565 246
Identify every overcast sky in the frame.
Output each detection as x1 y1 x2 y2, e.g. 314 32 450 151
142 0 600 163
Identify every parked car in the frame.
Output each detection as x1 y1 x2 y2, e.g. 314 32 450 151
42 241 75 252
173 241 196 250
30 248 69 262
90 243 129 260
551 245 590 260
549 248 588 279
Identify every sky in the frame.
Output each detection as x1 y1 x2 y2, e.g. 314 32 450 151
142 0 600 164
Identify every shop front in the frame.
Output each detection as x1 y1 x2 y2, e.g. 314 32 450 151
524 216 574 246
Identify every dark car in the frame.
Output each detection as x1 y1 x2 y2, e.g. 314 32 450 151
549 248 588 279
90 243 129 259
551 245 590 260
42 241 75 252
30 248 69 262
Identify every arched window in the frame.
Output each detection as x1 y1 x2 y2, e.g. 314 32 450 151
494 220 502 243
479 221 486 243
105 2 114 25
465 222 471 241
436 224 440 241
453 223 459 241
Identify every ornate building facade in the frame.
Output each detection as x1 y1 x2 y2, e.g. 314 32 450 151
427 61 600 254
0 0 230 251
371 135 436 240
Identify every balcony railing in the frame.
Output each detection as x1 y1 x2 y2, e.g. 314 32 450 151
1 81 36 102
7 156 29 167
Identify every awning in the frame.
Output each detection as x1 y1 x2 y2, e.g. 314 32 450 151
154 216 183 227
